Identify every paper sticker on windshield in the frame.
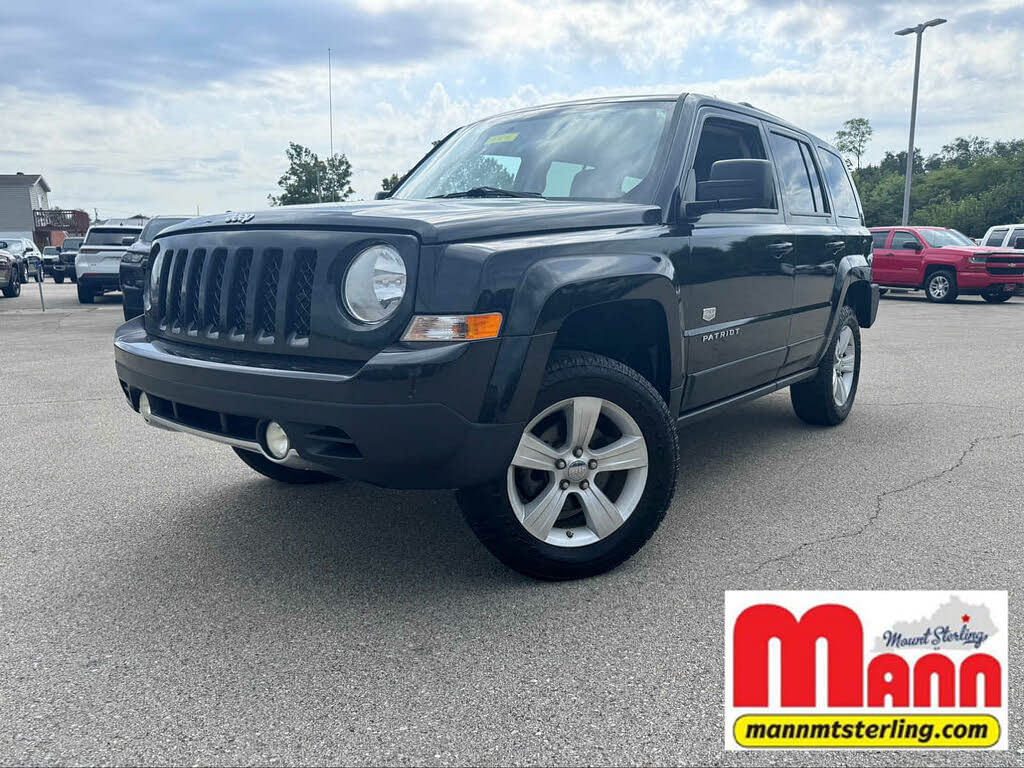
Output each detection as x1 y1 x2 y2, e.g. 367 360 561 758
485 133 519 146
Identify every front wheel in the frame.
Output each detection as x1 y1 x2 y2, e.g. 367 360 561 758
2 273 20 298
925 269 958 303
232 447 339 484
790 305 861 426
457 351 679 580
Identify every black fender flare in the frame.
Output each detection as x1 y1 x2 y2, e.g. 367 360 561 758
482 253 683 424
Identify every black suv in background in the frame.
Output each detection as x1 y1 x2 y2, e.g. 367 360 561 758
121 216 190 320
52 237 83 284
114 93 878 580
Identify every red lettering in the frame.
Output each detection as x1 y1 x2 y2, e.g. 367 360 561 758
866 654 909 707
733 603 863 707
959 654 1001 707
913 653 956 707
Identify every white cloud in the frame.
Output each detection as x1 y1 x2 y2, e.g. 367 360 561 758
1 0 1021 216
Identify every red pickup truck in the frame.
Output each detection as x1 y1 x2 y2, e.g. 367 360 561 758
870 226 1024 303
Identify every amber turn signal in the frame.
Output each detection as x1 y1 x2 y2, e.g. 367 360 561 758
402 313 503 342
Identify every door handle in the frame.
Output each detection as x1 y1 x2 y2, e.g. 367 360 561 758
826 240 846 253
767 241 793 259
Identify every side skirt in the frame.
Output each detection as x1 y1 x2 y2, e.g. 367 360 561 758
676 369 818 428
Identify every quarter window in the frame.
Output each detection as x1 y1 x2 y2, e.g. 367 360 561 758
985 228 1008 247
818 149 861 219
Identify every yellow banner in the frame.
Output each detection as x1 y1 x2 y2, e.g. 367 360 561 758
734 714 1000 749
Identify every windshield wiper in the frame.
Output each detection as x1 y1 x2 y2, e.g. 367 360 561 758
429 186 544 199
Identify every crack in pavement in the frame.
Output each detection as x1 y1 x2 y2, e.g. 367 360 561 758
732 430 1024 577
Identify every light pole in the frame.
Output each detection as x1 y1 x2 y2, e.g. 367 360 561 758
895 17 946 225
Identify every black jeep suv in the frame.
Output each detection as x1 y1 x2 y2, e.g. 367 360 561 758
114 94 878 579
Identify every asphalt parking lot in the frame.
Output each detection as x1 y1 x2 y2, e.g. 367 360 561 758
1 282 1021 766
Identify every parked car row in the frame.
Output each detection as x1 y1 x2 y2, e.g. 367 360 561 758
871 225 1024 303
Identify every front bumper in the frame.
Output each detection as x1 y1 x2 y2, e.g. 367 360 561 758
113 318 525 489
957 272 1024 292
120 262 145 318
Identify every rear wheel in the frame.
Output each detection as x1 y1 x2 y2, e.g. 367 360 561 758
791 305 861 426
924 269 958 303
54 275 64 284
457 351 678 580
76 284 94 304
232 447 338 484
981 288 1012 304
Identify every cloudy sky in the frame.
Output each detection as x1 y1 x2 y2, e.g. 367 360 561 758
2 0 1020 217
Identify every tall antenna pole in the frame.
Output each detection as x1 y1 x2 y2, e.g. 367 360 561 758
328 48 334 159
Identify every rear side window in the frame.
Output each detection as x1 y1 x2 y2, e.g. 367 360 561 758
1009 228 1024 248
985 228 1008 246
768 132 821 215
871 230 890 249
818 149 861 219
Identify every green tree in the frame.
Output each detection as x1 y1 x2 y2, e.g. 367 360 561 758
381 173 402 193
834 118 874 169
850 134 1024 235
269 142 354 206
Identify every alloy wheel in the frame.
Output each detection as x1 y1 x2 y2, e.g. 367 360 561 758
507 396 649 548
929 274 950 300
832 325 856 406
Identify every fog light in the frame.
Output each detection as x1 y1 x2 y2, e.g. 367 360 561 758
264 421 290 459
139 392 151 420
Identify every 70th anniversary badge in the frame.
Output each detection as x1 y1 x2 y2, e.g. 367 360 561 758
725 591 1007 750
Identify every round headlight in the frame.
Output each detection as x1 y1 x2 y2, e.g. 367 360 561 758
342 244 407 324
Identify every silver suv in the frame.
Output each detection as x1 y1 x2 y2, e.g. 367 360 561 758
75 219 146 303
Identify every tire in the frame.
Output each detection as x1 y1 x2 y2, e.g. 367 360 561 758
34 272 42 283
981 289 1012 304
878 288 889 296
790 305 861 427
231 447 338 484
457 350 679 580
77 284 94 304
924 269 957 303
70 274 77 284
54 275 64 284
2 272 20 298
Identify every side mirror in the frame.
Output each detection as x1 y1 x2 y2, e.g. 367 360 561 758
684 159 774 218
374 191 390 200
121 236 136 245
900 240 923 251
1014 237 1024 249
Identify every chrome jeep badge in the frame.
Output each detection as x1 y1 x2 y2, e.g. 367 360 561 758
702 307 717 322
225 212 255 224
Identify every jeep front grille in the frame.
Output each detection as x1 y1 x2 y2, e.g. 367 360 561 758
154 245 316 346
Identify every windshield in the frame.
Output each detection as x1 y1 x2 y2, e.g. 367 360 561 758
44 247 59 254
84 228 142 246
920 228 975 248
62 238 83 251
140 217 188 243
393 101 676 202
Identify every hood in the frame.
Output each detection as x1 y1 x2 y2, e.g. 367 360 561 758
936 245 1019 257
158 198 663 245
